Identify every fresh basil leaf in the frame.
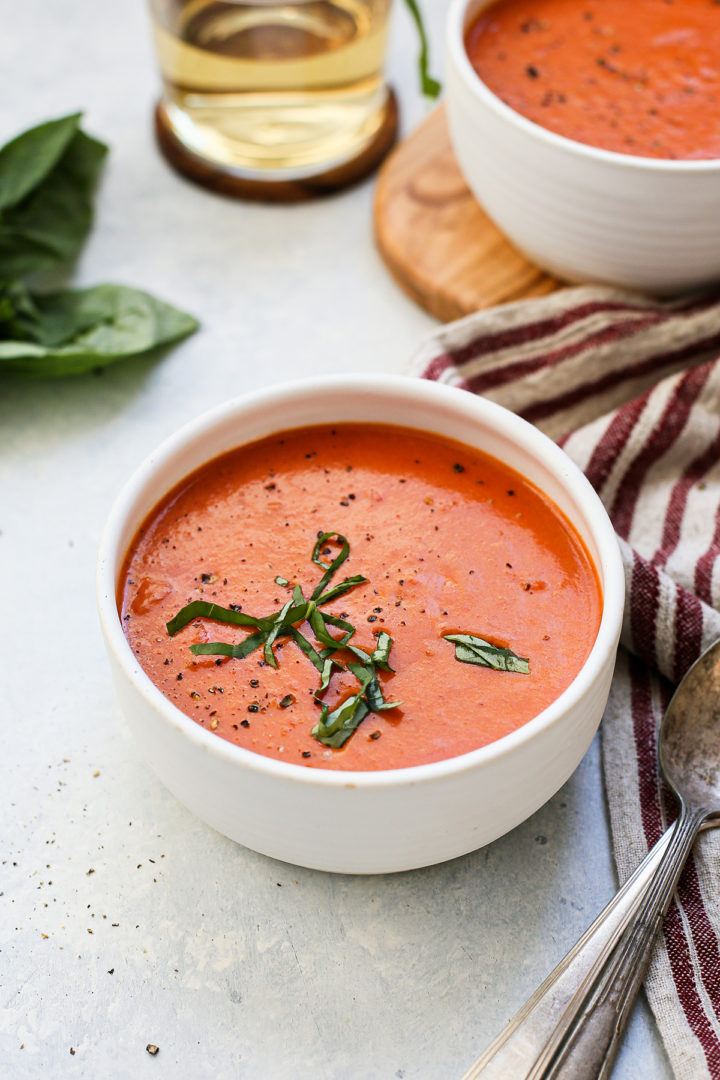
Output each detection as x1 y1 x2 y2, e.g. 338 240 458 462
190 630 266 660
274 575 289 587
0 283 198 377
0 119 108 277
0 280 39 341
443 633 530 674
166 601 270 637
401 0 441 99
0 114 83 212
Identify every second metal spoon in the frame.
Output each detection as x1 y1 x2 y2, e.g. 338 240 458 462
463 636 720 1080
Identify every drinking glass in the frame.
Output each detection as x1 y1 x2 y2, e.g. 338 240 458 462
148 0 395 185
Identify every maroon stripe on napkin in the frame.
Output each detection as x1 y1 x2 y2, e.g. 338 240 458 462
465 316 660 397
520 332 720 431
695 505 720 607
630 552 660 670
444 300 650 370
423 353 457 383
630 667 720 1072
443 294 720 380
583 393 649 495
653 426 720 571
609 366 712 540
673 588 705 684
675 860 720 1017
663 889 720 1076
629 656 664 845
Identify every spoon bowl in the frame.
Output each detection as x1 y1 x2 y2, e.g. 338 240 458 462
660 641 720 815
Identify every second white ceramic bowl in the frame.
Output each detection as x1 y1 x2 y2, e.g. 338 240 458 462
97 375 624 873
445 0 720 293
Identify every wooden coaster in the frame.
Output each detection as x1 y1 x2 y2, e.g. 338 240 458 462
154 90 398 204
374 105 561 322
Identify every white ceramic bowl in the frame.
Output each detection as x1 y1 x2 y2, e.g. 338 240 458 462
445 0 720 293
97 375 624 874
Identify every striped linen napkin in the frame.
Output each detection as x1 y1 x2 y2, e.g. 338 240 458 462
411 285 720 1080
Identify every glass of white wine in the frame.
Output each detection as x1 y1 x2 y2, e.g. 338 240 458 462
148 0 398 190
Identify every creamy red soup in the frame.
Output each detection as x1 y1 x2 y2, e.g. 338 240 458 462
466 0 720 159
119 424 602 771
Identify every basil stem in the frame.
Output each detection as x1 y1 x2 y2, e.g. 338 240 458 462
402 0 441 99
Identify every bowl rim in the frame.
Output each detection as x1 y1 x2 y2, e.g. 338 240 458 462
446 0 720 174
96 373 624 791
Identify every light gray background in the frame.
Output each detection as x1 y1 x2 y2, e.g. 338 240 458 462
0 1 672 1077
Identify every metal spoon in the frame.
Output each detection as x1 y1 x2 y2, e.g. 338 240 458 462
462 636 720 1080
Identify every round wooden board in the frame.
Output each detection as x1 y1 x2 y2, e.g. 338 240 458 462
374 105 561 322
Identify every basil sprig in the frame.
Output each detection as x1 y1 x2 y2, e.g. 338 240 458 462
0 113 197 377
166 532 401 749
443 634 530 674
402 0 441 99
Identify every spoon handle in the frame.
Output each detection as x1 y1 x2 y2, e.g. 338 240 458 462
539 806 707 1080
461 828 674 1080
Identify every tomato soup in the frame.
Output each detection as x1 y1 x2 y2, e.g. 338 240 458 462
119 424 601 771
466 0 720 159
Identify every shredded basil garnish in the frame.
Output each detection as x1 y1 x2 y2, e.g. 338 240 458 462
443 634 530 674
289 626 325 673
263 597 294 668
190 630 266 660
312 696 371 750
167 601 271 637
310 531 350 600
166 532 401 750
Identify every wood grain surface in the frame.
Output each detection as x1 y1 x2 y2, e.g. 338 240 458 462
374 105 561 322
